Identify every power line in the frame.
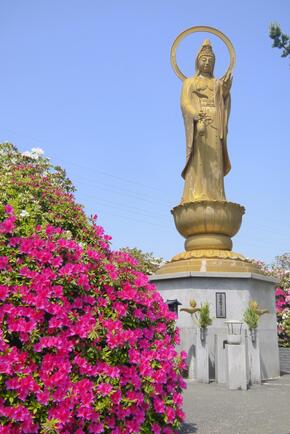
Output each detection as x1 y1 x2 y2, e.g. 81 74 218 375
58 157 166 194
0 127 171 196
0 127 177 207
75 177 172 207
79 191 169 220
96 210 172 229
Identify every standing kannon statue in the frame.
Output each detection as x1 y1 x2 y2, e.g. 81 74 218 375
170 26 236 204
180 39 232 203
155 25 255 271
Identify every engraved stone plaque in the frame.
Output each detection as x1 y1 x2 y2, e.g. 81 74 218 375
216 292 226 318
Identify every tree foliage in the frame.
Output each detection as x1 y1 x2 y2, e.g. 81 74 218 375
119 248 164 275
269 23 290 59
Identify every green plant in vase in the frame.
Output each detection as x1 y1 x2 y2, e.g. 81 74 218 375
198 302 213 329
197 302 212 341
181 300 212 341
243 300 269 342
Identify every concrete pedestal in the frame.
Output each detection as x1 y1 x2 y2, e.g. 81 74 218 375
226 343 248 390
196 329 209 383
150 271 279 380
246 332 262 384
215 333 227 383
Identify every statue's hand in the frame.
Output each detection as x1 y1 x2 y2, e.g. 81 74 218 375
222 73 233 95
196 120 205 135
193 111 205 121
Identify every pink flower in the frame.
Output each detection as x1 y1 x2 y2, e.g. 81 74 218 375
97 383 113 396
111 390 122 405
48 404 70 425
0 216 16 234
152 423 161 434
77 274 91 290
36 390 51 405
165 406 175 423
4 204 14 215
0 256 8 270
45 225 62 236
0 285 9 301
112 301 127 317
104 264 118 280
176 407 185 421
87 248 101 261
275 287 286 297
6 375 40 400
88 422 104 433
134 273 149 287
276 299 286 310
153 398 165 413
128 348 140 364
126 390 144 404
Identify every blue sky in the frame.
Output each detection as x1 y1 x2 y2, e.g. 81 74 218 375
0 0 289 265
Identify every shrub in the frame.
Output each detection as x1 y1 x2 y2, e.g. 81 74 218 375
0 144 186 433
0 143 101 245
252 255 290 347
119 248 164 275
275 283 290 347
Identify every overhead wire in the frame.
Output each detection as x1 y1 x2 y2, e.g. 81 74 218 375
1 128 289 255
79 191 170 221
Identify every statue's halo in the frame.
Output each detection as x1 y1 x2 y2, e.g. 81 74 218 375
170 25 236 81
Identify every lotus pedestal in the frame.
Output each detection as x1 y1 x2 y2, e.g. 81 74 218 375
157 200 260 274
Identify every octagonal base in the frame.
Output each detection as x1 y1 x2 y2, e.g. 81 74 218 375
156 250 261 274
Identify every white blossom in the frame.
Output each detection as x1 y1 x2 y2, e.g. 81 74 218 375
31 147 44 156
19 209 30 218
22 151 35 159
65 230 72 240
22 147 45 160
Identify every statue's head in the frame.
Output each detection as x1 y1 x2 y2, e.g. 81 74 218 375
195 39 215 76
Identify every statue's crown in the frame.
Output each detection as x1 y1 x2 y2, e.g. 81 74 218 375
198 39 214 58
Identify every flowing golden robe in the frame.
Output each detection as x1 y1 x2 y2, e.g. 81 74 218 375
180 75 231 203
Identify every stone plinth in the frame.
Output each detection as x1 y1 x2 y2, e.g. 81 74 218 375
226 344 248 390
150 271 279 380
246 332 262 384
215 333 227 383
196 329 209 383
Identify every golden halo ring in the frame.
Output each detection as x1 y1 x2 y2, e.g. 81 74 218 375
170 25 236 81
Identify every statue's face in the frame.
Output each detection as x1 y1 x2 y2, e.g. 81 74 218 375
198 55 214 74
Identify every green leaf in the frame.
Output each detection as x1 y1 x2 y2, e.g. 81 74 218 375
40 418 60 434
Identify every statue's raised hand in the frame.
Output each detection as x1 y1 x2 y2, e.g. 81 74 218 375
222 73 233 96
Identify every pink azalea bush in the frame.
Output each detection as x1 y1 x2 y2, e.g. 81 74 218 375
252 255 290 347
272 255 290 347
0 144 186 433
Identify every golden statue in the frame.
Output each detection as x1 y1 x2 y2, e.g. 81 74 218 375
156 26 261 274
180 39 232 203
